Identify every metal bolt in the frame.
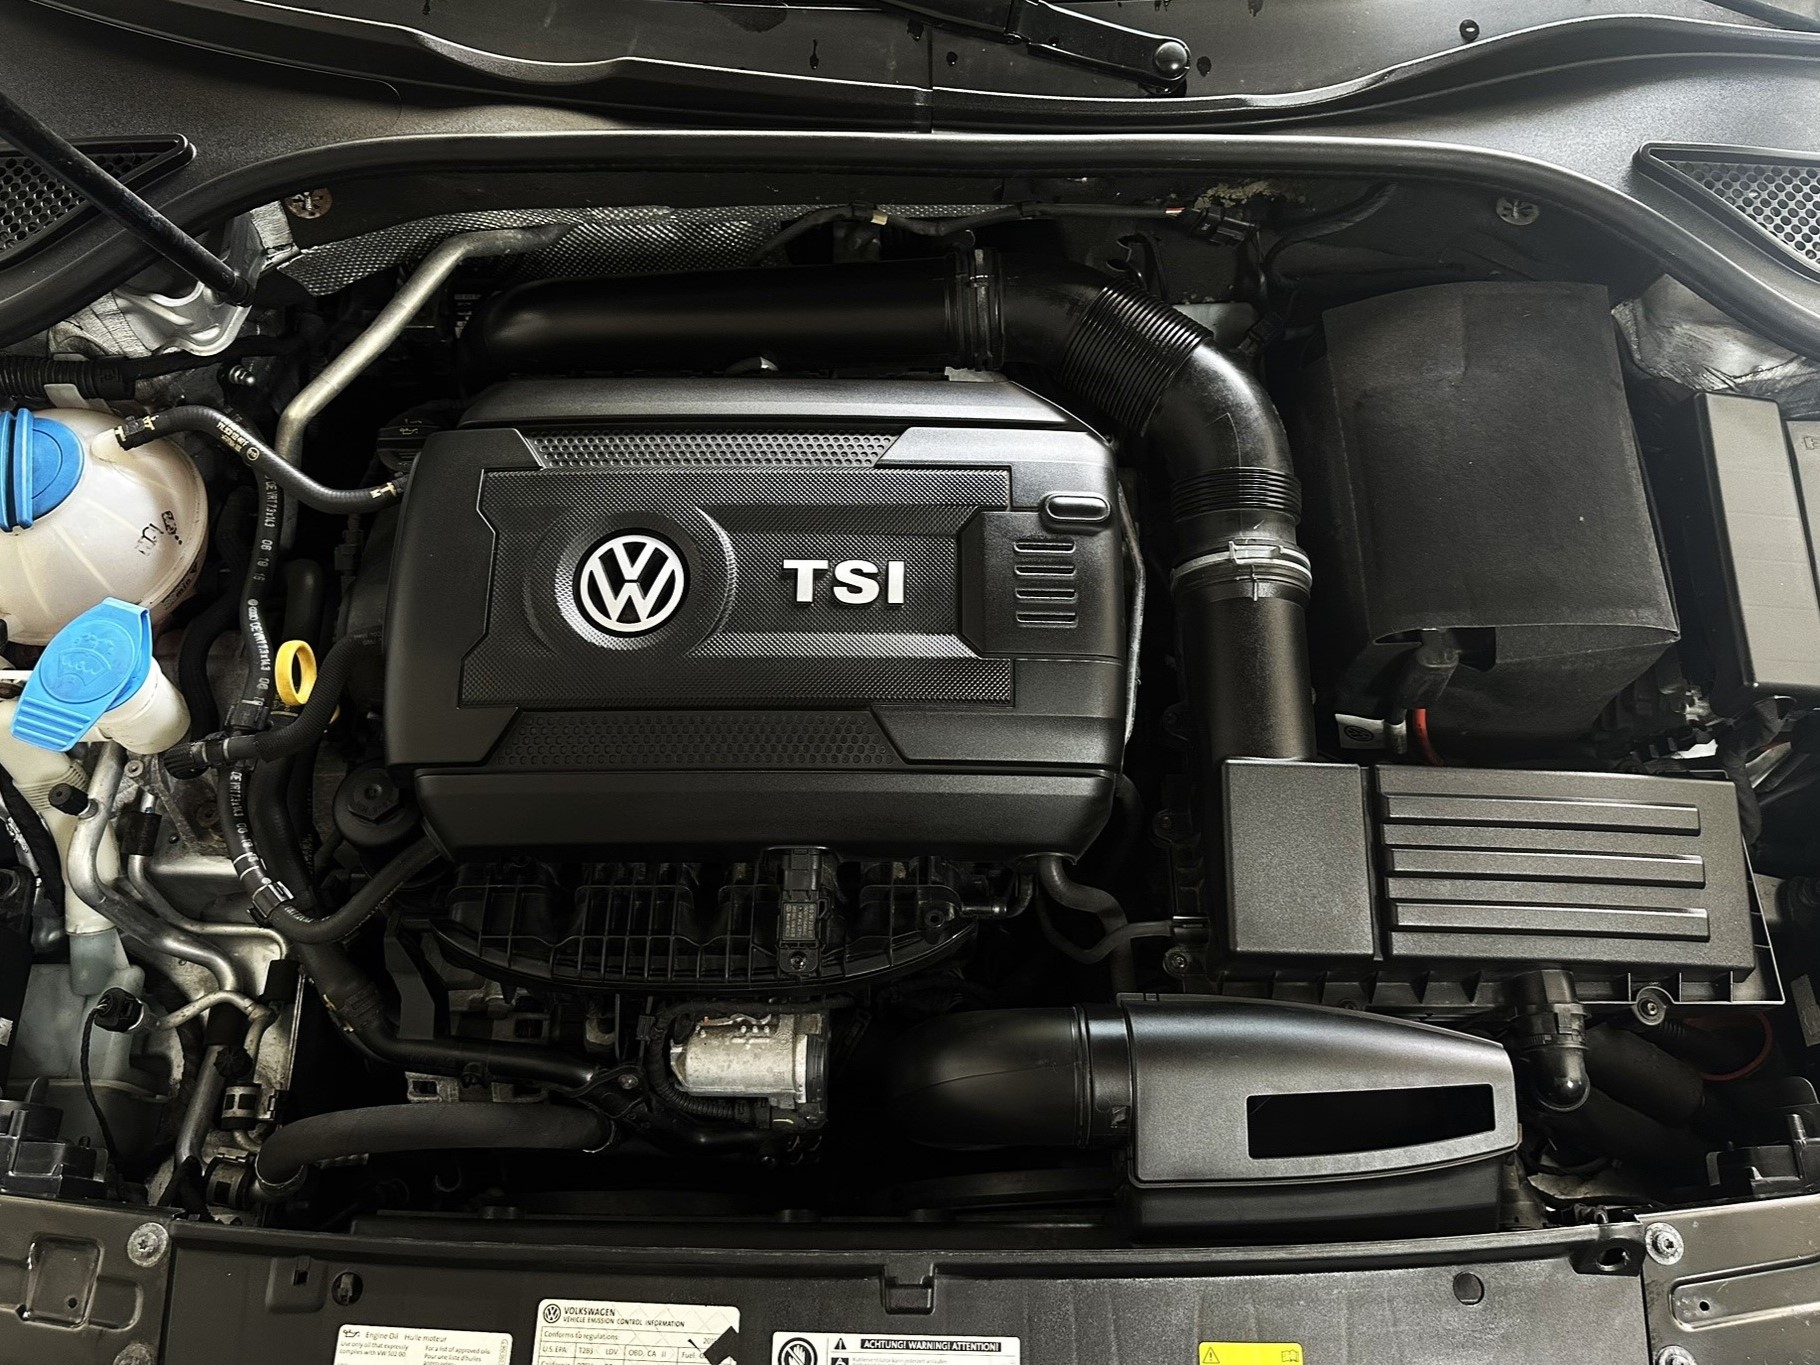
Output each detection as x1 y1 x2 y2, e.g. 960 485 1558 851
1152 39 1190 77
125 1222 170 1268
1496 197 1541 226
113 1345 157 1365
1655 1347 1697 1365
1163 948 1192 976
123 759 144 779
284 188 333 220
330 1271 363 1306
616 1072 641 1092
1632 986 1673 1027
1645 1222 1685 1265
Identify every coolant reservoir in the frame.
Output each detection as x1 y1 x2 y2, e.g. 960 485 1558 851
0 407 206 644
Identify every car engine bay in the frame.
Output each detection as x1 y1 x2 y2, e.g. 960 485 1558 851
2 168 1817 1251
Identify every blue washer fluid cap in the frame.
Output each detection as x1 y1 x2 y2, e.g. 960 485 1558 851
0 410 84 531
11 598 155 752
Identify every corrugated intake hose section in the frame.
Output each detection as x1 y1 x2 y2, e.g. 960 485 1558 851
467 252 1317 789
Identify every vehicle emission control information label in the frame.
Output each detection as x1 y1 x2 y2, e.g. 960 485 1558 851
771 1332 1020 1365
534 1298 742 1364
334 1323 512 1365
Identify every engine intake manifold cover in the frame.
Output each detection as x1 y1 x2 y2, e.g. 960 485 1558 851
384 377 1126 857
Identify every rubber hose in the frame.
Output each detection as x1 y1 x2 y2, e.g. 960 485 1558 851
229 476 282 733
1034 907 1174 966
165 636 374 775
176 588 239 741
1034 854 1138 992
247 754 317 914
292 939 605 1093
255 1102 608 1187
114 406 404 514
0 354 139 401
0 760 65 942
1583 1026 1719 1134
1634 1018 1766 1078
266 834 440 945
1543 1087 1712 1185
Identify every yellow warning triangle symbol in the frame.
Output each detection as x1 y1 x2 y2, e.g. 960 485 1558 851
1199 1348 1221 1365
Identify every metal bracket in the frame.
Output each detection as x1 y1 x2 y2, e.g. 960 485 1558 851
881 0 1189 89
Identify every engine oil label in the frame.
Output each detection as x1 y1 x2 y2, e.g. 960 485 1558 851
771 1333 1020 1365
534 1298 742 1364
333 1323 512 1365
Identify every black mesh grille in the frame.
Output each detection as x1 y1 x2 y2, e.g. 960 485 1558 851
490 710 902 768
529 429 896 467
0 138 189 264
1645 145 1820 275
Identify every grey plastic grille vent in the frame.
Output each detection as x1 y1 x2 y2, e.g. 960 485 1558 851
528 429 896 467
1642 143 1820 277
0 137 191 266
1013 537 1079 627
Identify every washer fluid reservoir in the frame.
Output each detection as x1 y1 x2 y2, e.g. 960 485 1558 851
0 407 206 644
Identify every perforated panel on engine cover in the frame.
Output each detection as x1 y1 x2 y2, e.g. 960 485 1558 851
383 377 1128 858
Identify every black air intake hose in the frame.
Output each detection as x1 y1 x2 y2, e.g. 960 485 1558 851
467 254 1315 766
254 1102 609 1190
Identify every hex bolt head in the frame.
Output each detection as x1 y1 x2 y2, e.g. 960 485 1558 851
1655 1347 1697 1365
112 1344 157 1365
125 1222 170 1268
1645 1222 1685 1265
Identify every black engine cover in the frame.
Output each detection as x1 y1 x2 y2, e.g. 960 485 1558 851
384 377 1126 857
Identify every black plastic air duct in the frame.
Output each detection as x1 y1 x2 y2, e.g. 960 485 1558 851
466 253 1316 770
880 997 1518 1232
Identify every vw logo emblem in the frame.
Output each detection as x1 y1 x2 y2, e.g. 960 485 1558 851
575 531 687 635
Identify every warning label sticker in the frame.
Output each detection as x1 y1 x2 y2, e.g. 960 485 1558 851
771 1333 1020 1365
333 1324 513 1365
533 1298 742 1364
1197 1344 1304 1365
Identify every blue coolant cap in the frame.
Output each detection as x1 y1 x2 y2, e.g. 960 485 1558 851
0 410 84 531
11 599 154 752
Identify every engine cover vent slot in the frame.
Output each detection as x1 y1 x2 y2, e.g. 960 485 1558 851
527 429 896 467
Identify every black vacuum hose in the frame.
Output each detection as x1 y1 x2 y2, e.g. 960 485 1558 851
164 635 375 777
467 253 1316 776
0 760 65 945
254 1102 609 1188
266 835 442 946
293 939 607 1094
1033 854 1140 992
114 406 405 514
247 755 317 914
